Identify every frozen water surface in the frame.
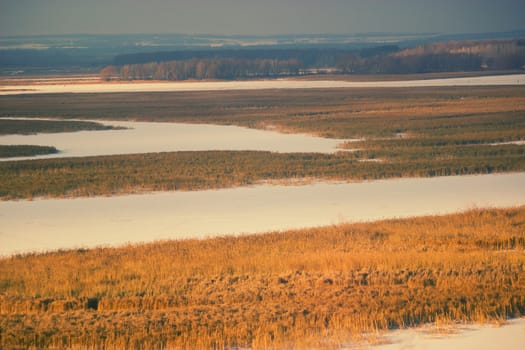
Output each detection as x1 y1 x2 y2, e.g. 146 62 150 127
1 74 524 95
363 318 525 350
0 119 348 160
1 173 523 256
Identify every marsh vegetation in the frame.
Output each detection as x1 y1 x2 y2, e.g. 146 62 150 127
1 82 524 349
1 146 524 200
1 207 524 349
0 119 119 136
0 145 58 158
1 87 523 138
1 86 523 199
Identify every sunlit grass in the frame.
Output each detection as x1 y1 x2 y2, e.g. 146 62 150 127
1 207 524 349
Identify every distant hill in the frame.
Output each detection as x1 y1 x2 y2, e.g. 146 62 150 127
336 39 525 74
2 31 524 75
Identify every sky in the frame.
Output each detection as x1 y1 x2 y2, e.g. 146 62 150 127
1 0 524 36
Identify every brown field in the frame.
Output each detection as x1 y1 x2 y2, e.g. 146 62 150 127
1 207 525 349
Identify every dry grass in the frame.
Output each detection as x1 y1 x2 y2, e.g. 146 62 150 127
0 119 118 136
1 145 524 200
1 85 524 348
1 86 524 200
1 86 524 139
1 207 524 349
0 145 58 158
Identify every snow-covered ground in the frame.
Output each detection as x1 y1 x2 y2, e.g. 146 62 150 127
1 74 524 95
0 119 349 160
490 140 525 146
360 318 525 350
1 172 524 256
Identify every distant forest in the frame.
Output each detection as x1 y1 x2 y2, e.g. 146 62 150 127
101 39 525 80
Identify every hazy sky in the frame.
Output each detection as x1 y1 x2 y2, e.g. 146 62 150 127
1 0 524 36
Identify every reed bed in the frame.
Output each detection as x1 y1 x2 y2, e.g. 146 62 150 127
1 86 523 199
1 86 524 139
0 145 58 158
0 119 119 136
1 207 524 349
1 145 524 200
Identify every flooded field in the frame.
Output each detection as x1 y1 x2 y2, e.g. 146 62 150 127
1 172 524 255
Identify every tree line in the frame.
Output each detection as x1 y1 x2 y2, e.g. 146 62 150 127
100 58 303 81
101 39 525 80
336 39 525 74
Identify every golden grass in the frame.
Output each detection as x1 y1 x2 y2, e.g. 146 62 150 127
1 207 525 349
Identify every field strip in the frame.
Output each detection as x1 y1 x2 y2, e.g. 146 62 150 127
1 74 524 95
